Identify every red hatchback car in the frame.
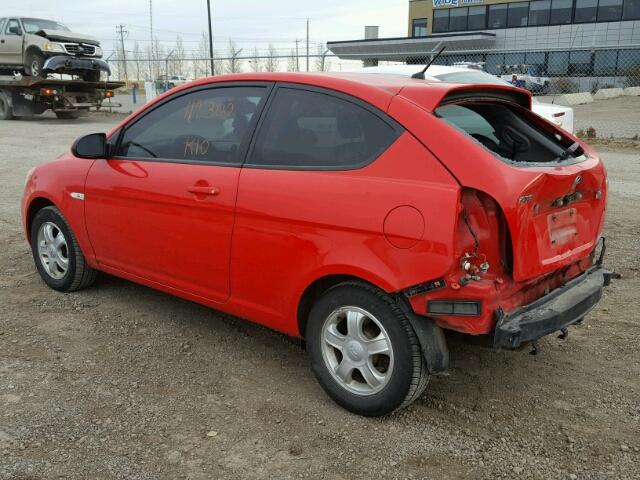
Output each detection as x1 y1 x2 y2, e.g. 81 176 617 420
22 72 610 416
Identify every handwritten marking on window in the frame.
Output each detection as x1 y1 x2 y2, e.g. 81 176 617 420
184 100 235 123
184 137 210 157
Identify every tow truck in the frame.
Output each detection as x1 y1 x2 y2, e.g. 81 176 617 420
0 74 123 120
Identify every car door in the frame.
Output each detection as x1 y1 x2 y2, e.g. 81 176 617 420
0 19 24 65
84 83 271 302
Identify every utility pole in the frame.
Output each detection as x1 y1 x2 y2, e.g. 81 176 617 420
149 0 154 79
306 18 309 72
116 24 129 83
295 39 300 72
206 0 215 75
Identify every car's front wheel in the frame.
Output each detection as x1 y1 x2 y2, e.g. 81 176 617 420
30 206 97 292
306 282 429 416
26 51 46 78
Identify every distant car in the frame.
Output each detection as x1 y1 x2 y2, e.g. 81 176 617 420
0 17 108 81
156 75 189 89
355 64 574 133
498 64 550 94
23 72 608 416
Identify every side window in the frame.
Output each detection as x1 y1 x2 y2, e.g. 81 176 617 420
117 86 266 164
248 88 400 169
6 19 22 35
0 19 6 33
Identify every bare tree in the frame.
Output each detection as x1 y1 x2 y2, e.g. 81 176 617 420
195 31 211 77
287 49 297 72
225 40 243 74
132 41 144 81
264 44 279 72
173 34 186 77
250 47 262 72
315 44 330 72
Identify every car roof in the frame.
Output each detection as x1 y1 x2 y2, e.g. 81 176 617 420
173 72 447 112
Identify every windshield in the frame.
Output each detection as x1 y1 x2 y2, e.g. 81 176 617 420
22 18 70 34
433 71 512 87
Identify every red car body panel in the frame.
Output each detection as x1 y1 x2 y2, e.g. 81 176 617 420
22 72 607 339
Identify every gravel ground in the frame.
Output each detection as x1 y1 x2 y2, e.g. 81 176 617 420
537 95 640 139
1 114 639 480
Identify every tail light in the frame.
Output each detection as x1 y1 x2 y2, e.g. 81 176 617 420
104 90 114 98
40 87 58 96
455 189 509 286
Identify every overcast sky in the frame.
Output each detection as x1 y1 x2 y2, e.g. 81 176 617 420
7 0 408 58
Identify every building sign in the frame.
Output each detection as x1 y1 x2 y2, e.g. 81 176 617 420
433 0 484 7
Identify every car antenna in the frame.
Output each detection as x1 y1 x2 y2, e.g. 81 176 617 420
411 45 446 80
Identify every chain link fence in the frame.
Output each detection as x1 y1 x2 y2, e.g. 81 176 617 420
104 44 640 139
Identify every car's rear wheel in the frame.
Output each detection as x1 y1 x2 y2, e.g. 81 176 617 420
26 51 46 78
30 206 97 292
0 93 13 120
306 282 429 416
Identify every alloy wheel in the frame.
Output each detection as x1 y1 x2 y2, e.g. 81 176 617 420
320 306 394 396
37 221 69 279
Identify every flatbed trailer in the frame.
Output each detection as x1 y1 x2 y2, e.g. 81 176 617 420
0 76 124 120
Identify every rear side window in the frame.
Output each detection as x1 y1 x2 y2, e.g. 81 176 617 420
435 102 584 164
247 87 400 169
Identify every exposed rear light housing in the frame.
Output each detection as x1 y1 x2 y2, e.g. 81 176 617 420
428 300 481 316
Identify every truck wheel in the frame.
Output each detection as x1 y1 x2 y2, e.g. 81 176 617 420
26 51 46 78
0 93 13 120
306 282 429 416
30 206 97 292
83 70 101 82
55 111 80 120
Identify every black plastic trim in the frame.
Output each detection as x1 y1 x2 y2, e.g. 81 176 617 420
494 266 608 349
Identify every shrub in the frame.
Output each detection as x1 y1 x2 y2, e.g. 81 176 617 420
549 77 578 94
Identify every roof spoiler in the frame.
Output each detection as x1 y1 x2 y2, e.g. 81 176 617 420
439 86 532 110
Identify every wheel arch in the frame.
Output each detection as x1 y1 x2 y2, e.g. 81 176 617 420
296 271 395 339
24 45 44 59
25 196 56 242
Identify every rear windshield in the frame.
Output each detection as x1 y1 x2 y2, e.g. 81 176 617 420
435 102 584 165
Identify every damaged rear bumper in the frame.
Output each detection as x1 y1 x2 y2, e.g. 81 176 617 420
43 56 111 75
494 266 612 349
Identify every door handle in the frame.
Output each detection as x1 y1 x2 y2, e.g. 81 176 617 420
187 185 219 196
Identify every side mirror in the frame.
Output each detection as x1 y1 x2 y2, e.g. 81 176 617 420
8 25 21 35
72 133 108 159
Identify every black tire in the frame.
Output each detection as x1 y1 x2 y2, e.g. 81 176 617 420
26 51 46 78
306 282 429 416
55 111 80 120
83 70 101 82
0 93 13 120
30 206 97 292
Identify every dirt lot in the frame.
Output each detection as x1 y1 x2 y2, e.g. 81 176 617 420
1 113 639 480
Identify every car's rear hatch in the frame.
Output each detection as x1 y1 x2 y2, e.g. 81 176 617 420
392 83 607 282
